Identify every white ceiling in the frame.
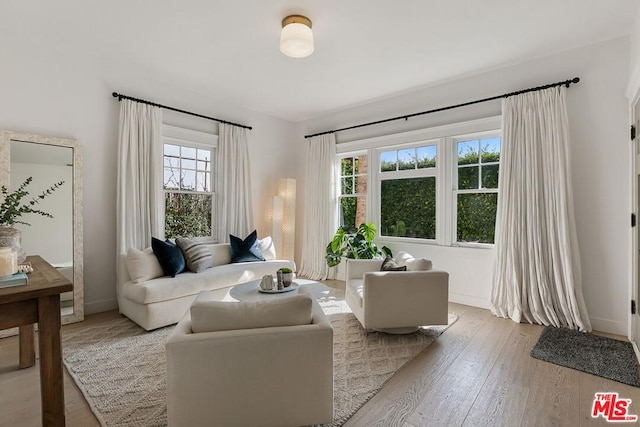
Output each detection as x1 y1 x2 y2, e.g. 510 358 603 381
4 0 638 122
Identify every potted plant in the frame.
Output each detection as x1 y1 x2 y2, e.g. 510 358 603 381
278 267 294 287
0 177 65 262
325 222 390 267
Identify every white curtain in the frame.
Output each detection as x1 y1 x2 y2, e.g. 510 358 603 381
491 86 591 332
299 134 338 280
116 99 163 256
216 123 254 242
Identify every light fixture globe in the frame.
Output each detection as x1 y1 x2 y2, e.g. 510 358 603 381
280 15 314 58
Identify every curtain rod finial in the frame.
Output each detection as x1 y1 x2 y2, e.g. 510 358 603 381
572 77 580 84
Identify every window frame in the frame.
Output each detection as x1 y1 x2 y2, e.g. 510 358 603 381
334 116 501 249
336 151 370 229
161 125 218 241
449 130 502 248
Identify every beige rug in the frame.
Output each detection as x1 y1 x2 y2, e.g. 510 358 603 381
62 288 456 427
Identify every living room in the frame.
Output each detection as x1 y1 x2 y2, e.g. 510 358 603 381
2 1 640 426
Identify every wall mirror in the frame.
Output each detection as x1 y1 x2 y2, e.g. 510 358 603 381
0 130 83 325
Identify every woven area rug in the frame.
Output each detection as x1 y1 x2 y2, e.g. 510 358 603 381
531 326 640 387
62 287 457 426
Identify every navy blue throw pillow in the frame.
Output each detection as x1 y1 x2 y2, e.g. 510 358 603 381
152 237 186 277
229 230 265 263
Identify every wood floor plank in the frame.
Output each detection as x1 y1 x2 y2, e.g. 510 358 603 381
462 323 541 427
406 314 515 427
344 304 492 427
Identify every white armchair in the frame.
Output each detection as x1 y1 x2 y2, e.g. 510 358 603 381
345 258 449 333
165 291 334 427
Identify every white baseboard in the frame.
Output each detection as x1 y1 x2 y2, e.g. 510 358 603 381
590 317 627 336
449 292 490 310
84 298 118 315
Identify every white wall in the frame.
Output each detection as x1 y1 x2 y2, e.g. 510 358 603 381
297 37 631 335
0 40 297 314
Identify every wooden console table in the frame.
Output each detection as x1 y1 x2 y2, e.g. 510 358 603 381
0 255 73 426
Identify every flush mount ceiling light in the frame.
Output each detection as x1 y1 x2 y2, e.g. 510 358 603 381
280 15 314 58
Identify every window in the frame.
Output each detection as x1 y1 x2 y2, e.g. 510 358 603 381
335 117 501 247
379 144 437 239
454 136 500 244
338 154 368 229
163 135 216 239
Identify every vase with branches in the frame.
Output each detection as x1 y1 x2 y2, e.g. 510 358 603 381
0 177 65 263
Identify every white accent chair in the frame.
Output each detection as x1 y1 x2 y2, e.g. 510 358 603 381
345 256 449 333
165 290 334 427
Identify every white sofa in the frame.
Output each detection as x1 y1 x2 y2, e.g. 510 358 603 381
166 289 334 427
345 254 449 333
117 241 295 330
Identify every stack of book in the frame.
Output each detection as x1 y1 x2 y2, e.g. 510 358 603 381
0 272 28 289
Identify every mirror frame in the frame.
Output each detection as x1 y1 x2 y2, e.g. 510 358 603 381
0 130 84 324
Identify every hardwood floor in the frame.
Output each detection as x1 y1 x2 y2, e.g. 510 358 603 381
1 283 639 426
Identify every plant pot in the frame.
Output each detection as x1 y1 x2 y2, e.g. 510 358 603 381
282 272 294 287
0 226 26 263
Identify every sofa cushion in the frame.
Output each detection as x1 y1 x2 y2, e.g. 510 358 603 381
152 238 186 277
380 256 407 271
126 247 164 283
346 279 364 308
190 293 313 333
176 237 214 273
229 230 265 263
203 243 232 266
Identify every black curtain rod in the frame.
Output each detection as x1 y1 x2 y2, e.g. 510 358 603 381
112 92 252 130
304 77 580 139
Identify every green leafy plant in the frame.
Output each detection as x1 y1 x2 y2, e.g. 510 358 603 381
0 177 65 226
278 267 293 274
325 222 391 267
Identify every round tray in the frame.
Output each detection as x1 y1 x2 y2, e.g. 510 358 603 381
258 282 299 294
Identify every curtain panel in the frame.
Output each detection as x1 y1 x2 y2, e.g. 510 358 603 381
298 134 338 280
491 86 591 331
116 99 163 256
216 123 254 242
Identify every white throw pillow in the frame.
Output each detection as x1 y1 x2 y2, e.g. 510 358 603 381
258 236 277 260
190 293 313 333
394 250 433 271
126 247 164 283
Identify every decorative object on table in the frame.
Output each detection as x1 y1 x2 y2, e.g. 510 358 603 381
325 222 391 267
0 176 65 263
276 269 284 290
17 261 33 274
279 267 294 287
0 272 28 288
260 274 275 291
258 281 298 294
0 247 17 278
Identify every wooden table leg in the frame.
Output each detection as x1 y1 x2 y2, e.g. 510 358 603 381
18 324 35 368
38 295 65 427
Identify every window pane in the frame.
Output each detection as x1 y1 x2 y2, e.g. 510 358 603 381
356 154 367 175
196 172 210 192
482 164 499 189
341 177 353 195
181 158 196 170
182 170 196 190
197 149 211 161
164 156 179 168
164 144 180 156
458 140 479 165
380 151 397 172
197 160 209 171
380 177 436 239
181 146 197 159
355 174 367 195
341 157 354 176
339 196 366 229
164 168 179 189
398 148 415 170
165 192 212 238
458 166 479 190
457 193 498 244
417 146 436 168
481 137 500 163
